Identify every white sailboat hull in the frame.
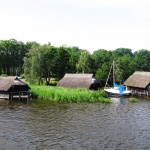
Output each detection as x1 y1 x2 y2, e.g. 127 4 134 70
104 88 131 96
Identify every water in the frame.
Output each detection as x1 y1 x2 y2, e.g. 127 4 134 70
0 97 150 150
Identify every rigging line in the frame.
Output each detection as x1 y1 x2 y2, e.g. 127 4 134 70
105 62 113 88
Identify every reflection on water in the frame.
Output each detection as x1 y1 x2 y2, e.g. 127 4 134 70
0 97 150 150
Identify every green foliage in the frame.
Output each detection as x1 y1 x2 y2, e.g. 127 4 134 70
68 46 81 73
0 39 150 86
50 78 58 86
76 50 91 73
132 49 150 71
92 49 112 70
112 48 133 59
29 85 110 103
129 97 138 102
54 46 71 79
0 74 8 77
96 62 111 86
23 44 58 84
20 74 25 79
0 39 28 75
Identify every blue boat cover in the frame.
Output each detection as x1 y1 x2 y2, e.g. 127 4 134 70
113 83 126 93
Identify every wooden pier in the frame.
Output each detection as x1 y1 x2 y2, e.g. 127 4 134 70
10 91 31 101
0 91 31 101
0 76 31 101
0 94 9 99
131 89 149 97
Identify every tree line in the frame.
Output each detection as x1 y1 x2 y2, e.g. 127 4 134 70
0 39 150 86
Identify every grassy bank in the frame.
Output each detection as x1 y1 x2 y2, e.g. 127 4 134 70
129 97 138 102
29 85 110 103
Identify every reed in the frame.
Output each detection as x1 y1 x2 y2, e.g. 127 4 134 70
129 97 138 102
29 85 110 103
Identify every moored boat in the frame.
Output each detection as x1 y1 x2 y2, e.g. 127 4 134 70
104 61 131 97
104 83 131 97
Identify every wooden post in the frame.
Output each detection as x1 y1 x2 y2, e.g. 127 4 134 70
27 92 28 103
11 92 12 101
146 91 148 97
19 92 21 101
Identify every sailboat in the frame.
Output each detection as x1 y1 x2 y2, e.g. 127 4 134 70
104 61 131 96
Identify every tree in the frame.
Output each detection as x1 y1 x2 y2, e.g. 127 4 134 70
0 39 27 75
54 46 70 79
95 62 110 86
112 48 133 59
91 49 112 72
115 54 133 83
132 49 150 71
23 43 48 84
68 46 81 73
76 50 91 73
43 46 57 85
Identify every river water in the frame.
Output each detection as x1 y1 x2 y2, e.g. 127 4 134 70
0 97 150 150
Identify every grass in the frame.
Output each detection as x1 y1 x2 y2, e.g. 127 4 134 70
129 97 138 102
29 84 110 103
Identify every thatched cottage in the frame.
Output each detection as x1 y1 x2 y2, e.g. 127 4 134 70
124 71 150 96
57 74 101 90
0 76 30 99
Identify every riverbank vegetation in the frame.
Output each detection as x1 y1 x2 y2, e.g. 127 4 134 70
30 85 110 103
0 39 150 87
129 97 138 102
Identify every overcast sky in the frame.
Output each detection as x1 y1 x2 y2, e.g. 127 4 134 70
0 0 150 53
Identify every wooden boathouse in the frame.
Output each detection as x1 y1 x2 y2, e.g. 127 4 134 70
0 76 31 100
124 71 150 96
57 73 101 90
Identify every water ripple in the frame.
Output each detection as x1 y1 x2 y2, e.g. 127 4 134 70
0 98 150 150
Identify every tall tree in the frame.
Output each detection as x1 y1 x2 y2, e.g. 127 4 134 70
96 62 110 86
76 50 91 73
24 43 45 84
115 54 133 83
112 48 133 59
132 49 150 71
43 46 57 85
54 46 70 79
68 46 81 73
0 39 27 75
91 49 112 71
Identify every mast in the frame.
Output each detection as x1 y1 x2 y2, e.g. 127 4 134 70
105 61 113 87
113 60 115 83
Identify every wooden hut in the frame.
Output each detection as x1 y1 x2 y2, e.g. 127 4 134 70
57 74 101 90
0 76 31 100
123 71 150 96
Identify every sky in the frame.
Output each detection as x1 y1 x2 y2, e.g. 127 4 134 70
0 0 150 53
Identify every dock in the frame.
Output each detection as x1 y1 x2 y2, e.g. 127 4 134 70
10 91 31 101
0 91 31 101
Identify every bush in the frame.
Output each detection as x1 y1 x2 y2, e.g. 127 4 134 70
0 74 8 77
20 74 25 79
129 97 138 102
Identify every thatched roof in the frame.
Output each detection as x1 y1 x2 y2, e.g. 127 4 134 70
0 76 30 91
124 71 150 88
57 74 100 89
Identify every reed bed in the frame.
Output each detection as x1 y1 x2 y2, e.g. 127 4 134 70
29 85 110 103
129 97 138 102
